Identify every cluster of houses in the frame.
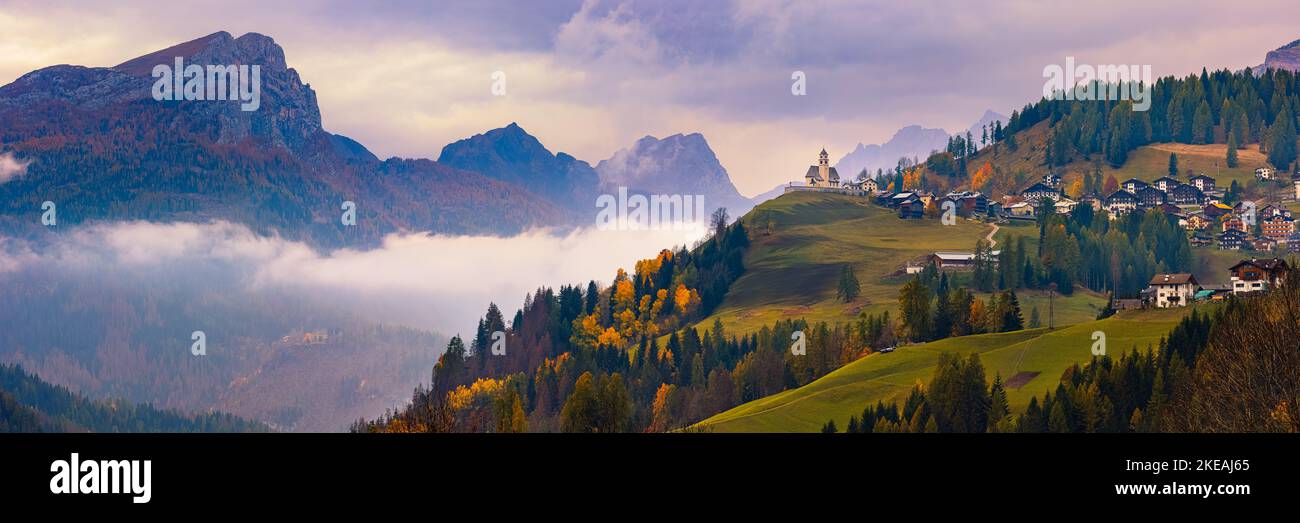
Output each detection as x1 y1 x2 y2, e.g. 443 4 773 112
873 189 994 220
1101 173 1216 215
788 149 1300 256
1137 258 1290 309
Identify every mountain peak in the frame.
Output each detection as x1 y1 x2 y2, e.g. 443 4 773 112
113 32 232 75
965 109 1007 137
438 124 597 210
113 31 286 76
595 131 750 214
1 31 322 155
1262 38 1300 73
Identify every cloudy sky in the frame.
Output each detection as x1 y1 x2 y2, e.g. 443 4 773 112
2 0 1299 195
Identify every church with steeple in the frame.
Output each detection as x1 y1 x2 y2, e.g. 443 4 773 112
805 148 840 188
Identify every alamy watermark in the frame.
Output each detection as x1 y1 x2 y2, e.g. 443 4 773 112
595 187 706 231
50 453 151 504
1091 330 1106 356
152 57 261 111
1043 57 1151 111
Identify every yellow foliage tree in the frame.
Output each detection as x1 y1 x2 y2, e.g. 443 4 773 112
598 326 625 348
649 383 677 432
903 167 922 190
971 161 994 191
1066 176 1084 198
969 299 988 333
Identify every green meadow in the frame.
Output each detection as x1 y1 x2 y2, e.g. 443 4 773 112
700 191 1107 336
695 307 1189 433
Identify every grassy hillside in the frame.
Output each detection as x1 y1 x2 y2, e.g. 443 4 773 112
698 191 1107 338
695 307 1188 433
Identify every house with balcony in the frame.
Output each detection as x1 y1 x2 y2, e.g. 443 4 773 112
1135 185 1167 208
1122 178 1149 193
1189 173 1215 192
1218 229 1245 250
1261 214 1296 243
1228 258 1290 294
1104 189 1137 215
1168 183 1205 205
1147 273 1199 307
1152 176 1180 192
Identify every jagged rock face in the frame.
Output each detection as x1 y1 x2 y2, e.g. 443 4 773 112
0 31 323 154
1264 39 1300 73
596 133 752 215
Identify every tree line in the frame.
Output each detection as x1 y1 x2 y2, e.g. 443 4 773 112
897 265 1025 344
1003 67 1299 172
970 207 1190 299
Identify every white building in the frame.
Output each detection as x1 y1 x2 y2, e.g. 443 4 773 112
1148 273 1199 308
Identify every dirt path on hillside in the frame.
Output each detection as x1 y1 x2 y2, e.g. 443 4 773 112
985 223 1000 248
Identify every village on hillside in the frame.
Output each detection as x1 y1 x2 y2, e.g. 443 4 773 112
784 147 1300 310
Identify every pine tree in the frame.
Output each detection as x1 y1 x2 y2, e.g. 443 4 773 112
837 264 861 303
1226 130 1240 167
1048 400 1071 433
899 277 932 341
585 281 600 315
1168 152 1179 177
932 273 952 339
1192 101 1213 144
988 373 1010 432
1268 105 1298 170
1003 291 1023 331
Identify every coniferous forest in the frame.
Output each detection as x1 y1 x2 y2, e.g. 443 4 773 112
1003 68 1299 173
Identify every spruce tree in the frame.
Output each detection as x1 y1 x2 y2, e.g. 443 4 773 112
1268 105 1298 170
837 264 861 303
988 373 1010 432
1226 130 1239 168
1192 101 1213 144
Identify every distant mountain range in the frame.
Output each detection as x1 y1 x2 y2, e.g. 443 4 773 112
0 31 764 242
0 31 570 247
832 110 1006 180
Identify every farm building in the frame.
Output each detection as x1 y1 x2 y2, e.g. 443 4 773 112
925 251 1000 269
